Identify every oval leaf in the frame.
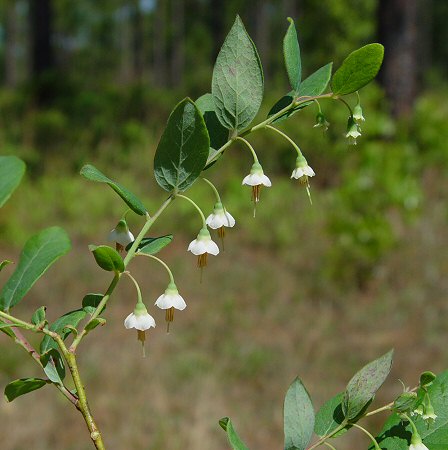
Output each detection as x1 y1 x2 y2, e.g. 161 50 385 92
284 377 315 450
40 349 66 384
343 349 393 420
283 17 301 92
154 98 210 192
0 155 25 208
89 245 124 273
314 392 347 438
80 164 147 216
298 63 333 97
4 378 47 402
212 15 264 132
40 309 87 354
82 293 104 315
331 43 384 96
126 235 173 255
196 93 229 168
31 306 47 325
0 227 71 311
219 417 249 450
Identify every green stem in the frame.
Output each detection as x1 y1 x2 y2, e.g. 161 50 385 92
235 136 259 163
337 97 353 115
70 274 120 352
323 443 337 450
307 422 348 450
202 177 222 203
64 351 105 449
124 195 174 265
403 413 419 436
137 254 175 284
176 194 207 228
124 271 144 304
265 124 303 157
349 423 381 449
206 93 333 167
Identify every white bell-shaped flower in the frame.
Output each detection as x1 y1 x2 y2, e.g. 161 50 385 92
353 103 365 122
188 227 219 269
155 282 186 311
124 302 155 356
291 155 315 181
155 282 186 332
206 201 236 235
242 162 272 203
124 302 156 331
346 115 362 145
108 219 134 249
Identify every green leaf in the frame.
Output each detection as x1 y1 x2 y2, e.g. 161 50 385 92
85 318 106 332
314 392 347 438
4 378 47 402
420 371 437 388
82 293 104 315
219 417 249 450
0 260 13 272
154 98 210 192
297 63 333 97
0 155 25 208
31 306 47 325
40 349 66 384
267 63 333 124
342 349 393 420
0 319 16 337
373 371 448 450
196 93 229 167
40 309 87 354
0 227 71 311
80 164 147 216
126 235 173 255
283 17 301 92
89 245 124 273
212 15 264 132
0 322 26 330
284 377 315 450
331 43 384 96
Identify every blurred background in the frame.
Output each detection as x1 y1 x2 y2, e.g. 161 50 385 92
1 0 448 449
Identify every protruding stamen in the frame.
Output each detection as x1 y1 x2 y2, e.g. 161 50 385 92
137 330 146 358
218 227 225 251
165 307 174 333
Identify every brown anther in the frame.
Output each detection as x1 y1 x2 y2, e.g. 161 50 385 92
197 253 208 268
137 330 146 343
116 243 124 252
251 185 262 202
218 227 225 239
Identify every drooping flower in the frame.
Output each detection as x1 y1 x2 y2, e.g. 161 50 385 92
291 155 315 183
346 115 362 145
422 401 437 424
353 103 365 122
409 438 429 450
155 282 186 331
206 202 235 240
188 227 219 269
108 219 134 251
313 111 330 131
242 162 272 203
124 302 155 355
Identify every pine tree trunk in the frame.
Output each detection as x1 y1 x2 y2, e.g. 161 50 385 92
377 0 419 117
5 1 19 87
